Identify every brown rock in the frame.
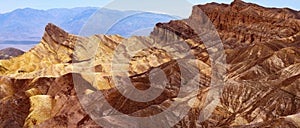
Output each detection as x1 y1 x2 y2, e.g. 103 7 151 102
1 0 300 128
0 47 24 60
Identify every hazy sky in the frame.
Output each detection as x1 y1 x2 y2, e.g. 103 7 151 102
0 0 299 13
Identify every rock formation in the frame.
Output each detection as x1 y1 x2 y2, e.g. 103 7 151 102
0 0 300 127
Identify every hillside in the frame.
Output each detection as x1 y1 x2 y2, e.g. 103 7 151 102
0 0 300 127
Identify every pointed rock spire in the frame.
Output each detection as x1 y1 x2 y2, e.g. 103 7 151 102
44 23 69 44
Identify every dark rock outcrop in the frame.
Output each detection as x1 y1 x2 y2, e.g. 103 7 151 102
0 48 24 60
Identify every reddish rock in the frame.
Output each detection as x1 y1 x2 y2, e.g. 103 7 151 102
1 0 300 128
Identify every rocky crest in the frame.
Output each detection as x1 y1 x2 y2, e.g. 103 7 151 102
1 0 300 127
158 0 300 49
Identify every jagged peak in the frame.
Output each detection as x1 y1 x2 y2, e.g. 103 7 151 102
42 23 75 49
43 23 69 44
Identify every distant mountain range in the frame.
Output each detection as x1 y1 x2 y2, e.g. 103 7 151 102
0 7 178 42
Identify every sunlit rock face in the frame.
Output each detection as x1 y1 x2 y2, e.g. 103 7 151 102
1 0 300 127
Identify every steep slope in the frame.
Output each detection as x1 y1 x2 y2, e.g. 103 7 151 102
1 0 300 128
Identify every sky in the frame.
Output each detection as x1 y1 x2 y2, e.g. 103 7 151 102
0 0 299 13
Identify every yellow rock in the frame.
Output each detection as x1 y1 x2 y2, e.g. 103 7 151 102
24 95 54 127
25 88 42 97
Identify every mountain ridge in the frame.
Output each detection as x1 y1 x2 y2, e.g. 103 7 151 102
0 0 300 127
